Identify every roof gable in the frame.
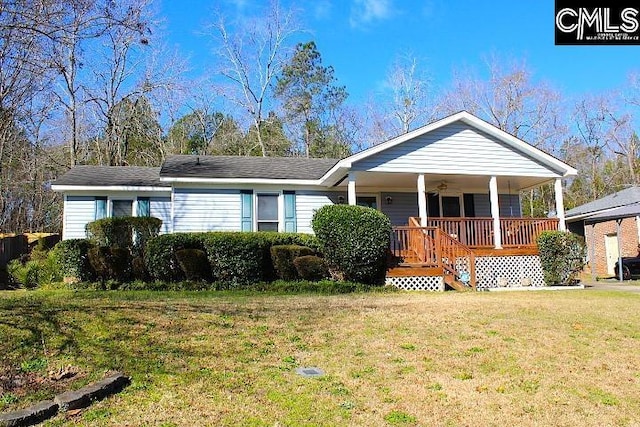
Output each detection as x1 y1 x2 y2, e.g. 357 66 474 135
321 111 577 183
349 121 555 177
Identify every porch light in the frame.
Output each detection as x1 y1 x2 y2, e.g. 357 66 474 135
386 196 393 205
338 195 345 204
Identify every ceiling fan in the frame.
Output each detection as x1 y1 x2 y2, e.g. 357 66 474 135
426 180 448 194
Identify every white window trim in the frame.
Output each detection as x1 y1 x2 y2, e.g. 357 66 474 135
255 192 282 232
108 197 135 218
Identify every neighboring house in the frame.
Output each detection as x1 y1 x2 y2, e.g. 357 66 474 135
565 187 640 278
52 111 577 290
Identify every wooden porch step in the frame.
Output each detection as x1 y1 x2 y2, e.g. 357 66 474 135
443 274 473 292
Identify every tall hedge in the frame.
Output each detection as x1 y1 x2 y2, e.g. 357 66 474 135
144 233 205 282
144 231 320 285
537 231 586 285
86 216 162 255
312 204 391 285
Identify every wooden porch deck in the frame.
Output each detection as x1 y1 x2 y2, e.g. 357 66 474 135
388 217 558 290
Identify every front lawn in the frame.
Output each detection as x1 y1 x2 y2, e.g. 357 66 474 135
1 289 639 426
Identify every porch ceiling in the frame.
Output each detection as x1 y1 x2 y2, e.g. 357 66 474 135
333 171 555 193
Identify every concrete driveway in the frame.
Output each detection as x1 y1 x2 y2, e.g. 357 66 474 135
583 280 640 293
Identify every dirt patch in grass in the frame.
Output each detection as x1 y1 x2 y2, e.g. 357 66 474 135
1 289 639 426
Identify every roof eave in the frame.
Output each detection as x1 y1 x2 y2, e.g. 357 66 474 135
159 177 323 186
51 185 171 192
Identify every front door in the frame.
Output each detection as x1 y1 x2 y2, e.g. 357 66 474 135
605 233 619 276
441 196 461 217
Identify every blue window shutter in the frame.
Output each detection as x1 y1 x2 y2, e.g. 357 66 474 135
95 197 107 220
137 197 150 217
283 191 296 232
241 190 253 231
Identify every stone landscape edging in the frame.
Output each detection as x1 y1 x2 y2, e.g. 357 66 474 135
0 372 130 427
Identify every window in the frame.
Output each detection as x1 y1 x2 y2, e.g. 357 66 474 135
112 200 133 217
257 194 278 231
356 196 378 209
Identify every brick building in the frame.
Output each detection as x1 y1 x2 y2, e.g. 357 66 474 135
566 187 640 279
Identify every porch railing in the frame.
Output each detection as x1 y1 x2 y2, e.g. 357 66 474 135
390 222 476 289
408 217 559 248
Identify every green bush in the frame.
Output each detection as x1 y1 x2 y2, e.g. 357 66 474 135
88 246 132 285
175 248 212 282
145 231 321 285
145 233 205 282
312 205 391 285
270 245 315 280
86 216 162 255
537 231 586 285
201 233 265 286
86 217 133 249
130 217 162 256
293 255 329 281
7 251 62 289
50 239 95 282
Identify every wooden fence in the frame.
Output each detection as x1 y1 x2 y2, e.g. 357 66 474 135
0 235 29 267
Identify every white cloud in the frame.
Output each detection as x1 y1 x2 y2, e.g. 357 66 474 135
349 0 394 28
314 0 333 20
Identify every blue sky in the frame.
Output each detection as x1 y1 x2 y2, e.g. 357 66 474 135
159 0 640 104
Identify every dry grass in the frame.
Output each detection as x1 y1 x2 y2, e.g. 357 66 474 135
1 289 639 426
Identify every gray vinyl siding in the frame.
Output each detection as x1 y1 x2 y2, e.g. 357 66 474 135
173 188 241 232
352 122 554 176
381 192 418 226
63 196 95 240
296 191 343 234
473 194 521 217
150 197 172 233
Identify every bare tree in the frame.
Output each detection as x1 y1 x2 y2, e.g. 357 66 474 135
210 0 300 156
440 55 566 152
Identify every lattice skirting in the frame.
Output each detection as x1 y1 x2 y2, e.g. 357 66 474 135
475 255 545 289
386 276 444 291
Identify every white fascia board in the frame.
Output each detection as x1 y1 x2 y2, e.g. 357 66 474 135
159 177 323 186
51 185 171 193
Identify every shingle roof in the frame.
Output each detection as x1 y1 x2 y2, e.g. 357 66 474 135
53 166 168 187
584 203 640 222
565 186 640 219
160 155 340 180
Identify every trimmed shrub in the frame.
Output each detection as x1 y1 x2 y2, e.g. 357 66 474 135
537 231 586 285
86 216 162 255
88 246 132 285
86 217 132 249
175 248 212 282
130 217 162 256
293 255 329 281
312 205 391 285
145 233 205 282
201 233 264 286
50 239 95 282
270 245 315 280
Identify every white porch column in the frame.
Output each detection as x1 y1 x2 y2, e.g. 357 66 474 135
417 174 427 227
554 178 567 231
489 176 502 249
348 172 357 205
